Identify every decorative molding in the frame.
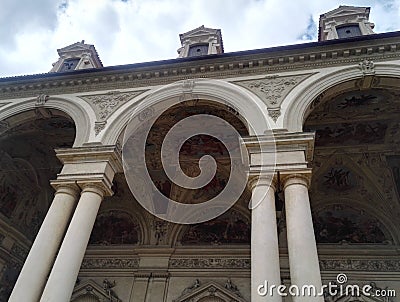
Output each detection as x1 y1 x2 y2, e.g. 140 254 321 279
81 258 139 270
268 108 281 122
180 79 198 101
0 120 10 135
235 73 313 123
95 121 107 136
173 280 247 302
0 102 10 109
10 244 28 260
319 259 400 272
152 219 168 245
235 74 312 108
1 38 399 100
169 258 250 269
72 279 121 302
81 90 145 121
35 94 49 107
359 58 375 76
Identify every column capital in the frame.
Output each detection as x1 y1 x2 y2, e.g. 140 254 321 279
248 173 277 191
281 169 312 190
54 145 120 197
50 181 80 199
77 180 113 197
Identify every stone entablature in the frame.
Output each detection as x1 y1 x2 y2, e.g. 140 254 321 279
0 33 399 101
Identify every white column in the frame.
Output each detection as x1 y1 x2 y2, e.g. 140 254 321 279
40 185 105 302
284 175 323 302
251 177 282 302
9 184 79 302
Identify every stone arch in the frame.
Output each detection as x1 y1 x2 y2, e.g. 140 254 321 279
283 62 400 131
0 96 92 146
101 79 271 145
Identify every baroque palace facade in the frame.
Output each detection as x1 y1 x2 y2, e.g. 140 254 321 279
1 5 400 302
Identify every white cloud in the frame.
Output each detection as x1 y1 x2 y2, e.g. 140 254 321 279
0 0 399 77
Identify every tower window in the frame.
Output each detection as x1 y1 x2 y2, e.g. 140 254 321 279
336 24 362 39
60 58 80 72
188 44 209 57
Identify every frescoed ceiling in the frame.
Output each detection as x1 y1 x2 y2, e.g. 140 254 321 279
0 113 75 239
305 83 400 246
145 100 249 206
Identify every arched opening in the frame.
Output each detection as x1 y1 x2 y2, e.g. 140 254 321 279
0 109 75 300
85 100 252 282
304 78 400 253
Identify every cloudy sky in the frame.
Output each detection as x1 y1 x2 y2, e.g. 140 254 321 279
0 0 399 77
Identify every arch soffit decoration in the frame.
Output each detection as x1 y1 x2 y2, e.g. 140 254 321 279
311 197 398 246
312 153 390 206
169 204 251 247
311 152 399 245
101 79 272 146
282 62 400 131
92 207 147 246
0 96 91 147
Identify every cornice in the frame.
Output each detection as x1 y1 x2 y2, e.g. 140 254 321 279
0 35 400 100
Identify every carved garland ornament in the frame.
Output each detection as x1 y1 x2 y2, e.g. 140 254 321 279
319 259 400 272
81 258 139 270
234 73 312 122
169 258 251 269
80 90 146 136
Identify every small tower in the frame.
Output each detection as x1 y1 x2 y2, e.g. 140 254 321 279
177 25 224 58
319 6 375 41
50 40 103 73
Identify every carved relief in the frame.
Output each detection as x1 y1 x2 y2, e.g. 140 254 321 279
152 218 168 245
359 59 375 76
94 121 107 136
169 258 250 269
71 279 121 302
35 94 49 107
0 120 10 135
81 258 139 270
10 244 28 261
234 73 312 121
173 280 247 302
320 259 400 272
81 90 144 121
81 90 146 135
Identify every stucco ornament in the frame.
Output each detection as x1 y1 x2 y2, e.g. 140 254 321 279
234 73 312 122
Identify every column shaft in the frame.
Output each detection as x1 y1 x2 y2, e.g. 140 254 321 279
251 179 282 302
9 185 79 302
40 186 104 302
284 176 323 302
